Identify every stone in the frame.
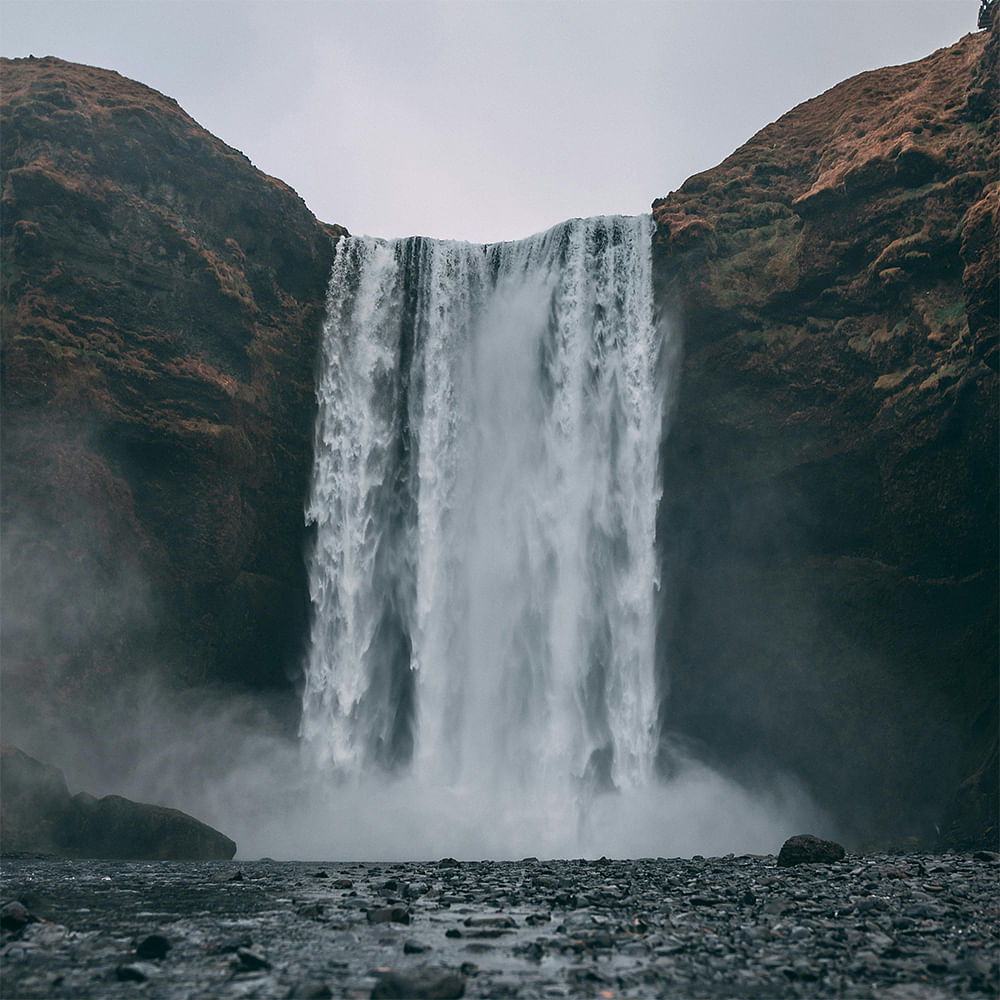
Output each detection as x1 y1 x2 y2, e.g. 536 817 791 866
0 900 35 932
777 834 846 867
0 747 74 855
5 853 999 998
135 933 171 959
1 746 237 860
371 968 465 999
293 983 334 1000
214 933 253 954
116 963 158 982
233 947 271 971
462 915 516 929
367 906 410 924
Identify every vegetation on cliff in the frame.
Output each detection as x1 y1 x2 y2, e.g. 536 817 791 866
652 20 997 848
1 57 344 749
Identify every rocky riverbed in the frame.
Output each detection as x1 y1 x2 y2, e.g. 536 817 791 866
1 853 997 999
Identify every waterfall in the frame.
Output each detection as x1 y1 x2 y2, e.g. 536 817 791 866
300 215 672 854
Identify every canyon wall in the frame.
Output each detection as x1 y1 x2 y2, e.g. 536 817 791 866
1 57 343 752
652 21 997 848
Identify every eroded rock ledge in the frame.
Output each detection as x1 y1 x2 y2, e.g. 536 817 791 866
1 746 236 860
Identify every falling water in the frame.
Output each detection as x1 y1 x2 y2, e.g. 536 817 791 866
296 217 816 859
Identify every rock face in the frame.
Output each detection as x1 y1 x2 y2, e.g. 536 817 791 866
1 746 236 859
0 57 344 744
652 22 997 848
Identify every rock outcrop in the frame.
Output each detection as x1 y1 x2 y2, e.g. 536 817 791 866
653 21 997 848
0 57 344 744
777 834 847 867
1 745 236 859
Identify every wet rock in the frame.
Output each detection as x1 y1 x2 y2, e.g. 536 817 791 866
367 905 410 924
371 967 465 999
0 899 35 932
778 834 846 866
233 947 271 971
135 933 171 959
973 850 999 862
1 746 237 860
116 962 158 982
70 793 237 860
291 982 334 999
213 932 253 954
2 853 998 999
462 915 516 929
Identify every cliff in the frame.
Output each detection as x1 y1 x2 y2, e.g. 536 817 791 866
0 57 344 747
652 21 998 847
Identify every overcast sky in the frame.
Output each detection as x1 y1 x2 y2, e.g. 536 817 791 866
1 1 981 243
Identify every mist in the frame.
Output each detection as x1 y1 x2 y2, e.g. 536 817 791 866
3 660 831 861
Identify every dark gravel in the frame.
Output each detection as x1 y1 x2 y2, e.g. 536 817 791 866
1 853 997 998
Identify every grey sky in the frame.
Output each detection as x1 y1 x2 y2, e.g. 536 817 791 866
1 1 980 243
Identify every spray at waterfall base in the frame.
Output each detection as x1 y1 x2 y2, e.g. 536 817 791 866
288 216 826 861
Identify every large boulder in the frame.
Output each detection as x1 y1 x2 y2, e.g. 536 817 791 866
777 834 846 867
67 793 236 861
0 745 74 855
1 745 236 860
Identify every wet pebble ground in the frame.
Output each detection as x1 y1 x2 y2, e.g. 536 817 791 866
1 853 997 999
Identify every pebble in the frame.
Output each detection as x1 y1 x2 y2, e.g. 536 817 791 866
0 853 996 998
135 932 171 959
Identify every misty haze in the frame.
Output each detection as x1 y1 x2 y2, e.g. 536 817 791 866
1 3 997 999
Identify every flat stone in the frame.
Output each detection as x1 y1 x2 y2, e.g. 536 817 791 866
367 905 410 924
233 947 271 971
371 968 465 999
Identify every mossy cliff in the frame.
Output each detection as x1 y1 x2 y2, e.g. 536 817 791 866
0 56 344 737
652 19 997 848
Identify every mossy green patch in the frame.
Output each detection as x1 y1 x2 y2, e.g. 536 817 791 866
934 301 966 325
